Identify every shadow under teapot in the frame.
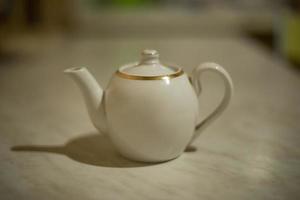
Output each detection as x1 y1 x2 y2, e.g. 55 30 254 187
11 132 197 168
11 132 159 168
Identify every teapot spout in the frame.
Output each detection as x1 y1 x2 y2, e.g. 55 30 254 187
64 67 108 134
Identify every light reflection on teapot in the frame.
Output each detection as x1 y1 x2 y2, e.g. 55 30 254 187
64 49 233 162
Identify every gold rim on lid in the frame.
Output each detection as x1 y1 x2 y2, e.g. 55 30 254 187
115 68 184 80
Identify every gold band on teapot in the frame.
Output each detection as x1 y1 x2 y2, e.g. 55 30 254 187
116 69 184 80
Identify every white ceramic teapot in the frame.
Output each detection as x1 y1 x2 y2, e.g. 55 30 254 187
64 49 233 162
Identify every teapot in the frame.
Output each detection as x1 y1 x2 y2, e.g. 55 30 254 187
64 49 233 162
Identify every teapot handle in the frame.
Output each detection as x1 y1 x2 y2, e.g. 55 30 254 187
189 62 234 144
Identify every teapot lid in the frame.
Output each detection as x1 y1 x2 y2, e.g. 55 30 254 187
117 50 183 80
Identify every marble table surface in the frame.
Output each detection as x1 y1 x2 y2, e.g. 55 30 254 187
0 35 299 200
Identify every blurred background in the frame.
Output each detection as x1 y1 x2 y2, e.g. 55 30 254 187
1 2 300 199
0 0 299 66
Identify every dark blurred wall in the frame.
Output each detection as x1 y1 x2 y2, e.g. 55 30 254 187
0 0 75 34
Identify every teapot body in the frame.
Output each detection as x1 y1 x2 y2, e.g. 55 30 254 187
104 72 199 162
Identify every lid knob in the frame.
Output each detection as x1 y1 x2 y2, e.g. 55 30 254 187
140 49 160 65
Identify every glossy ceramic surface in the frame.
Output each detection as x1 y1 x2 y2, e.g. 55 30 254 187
64 49 234 162
105 72 199 162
